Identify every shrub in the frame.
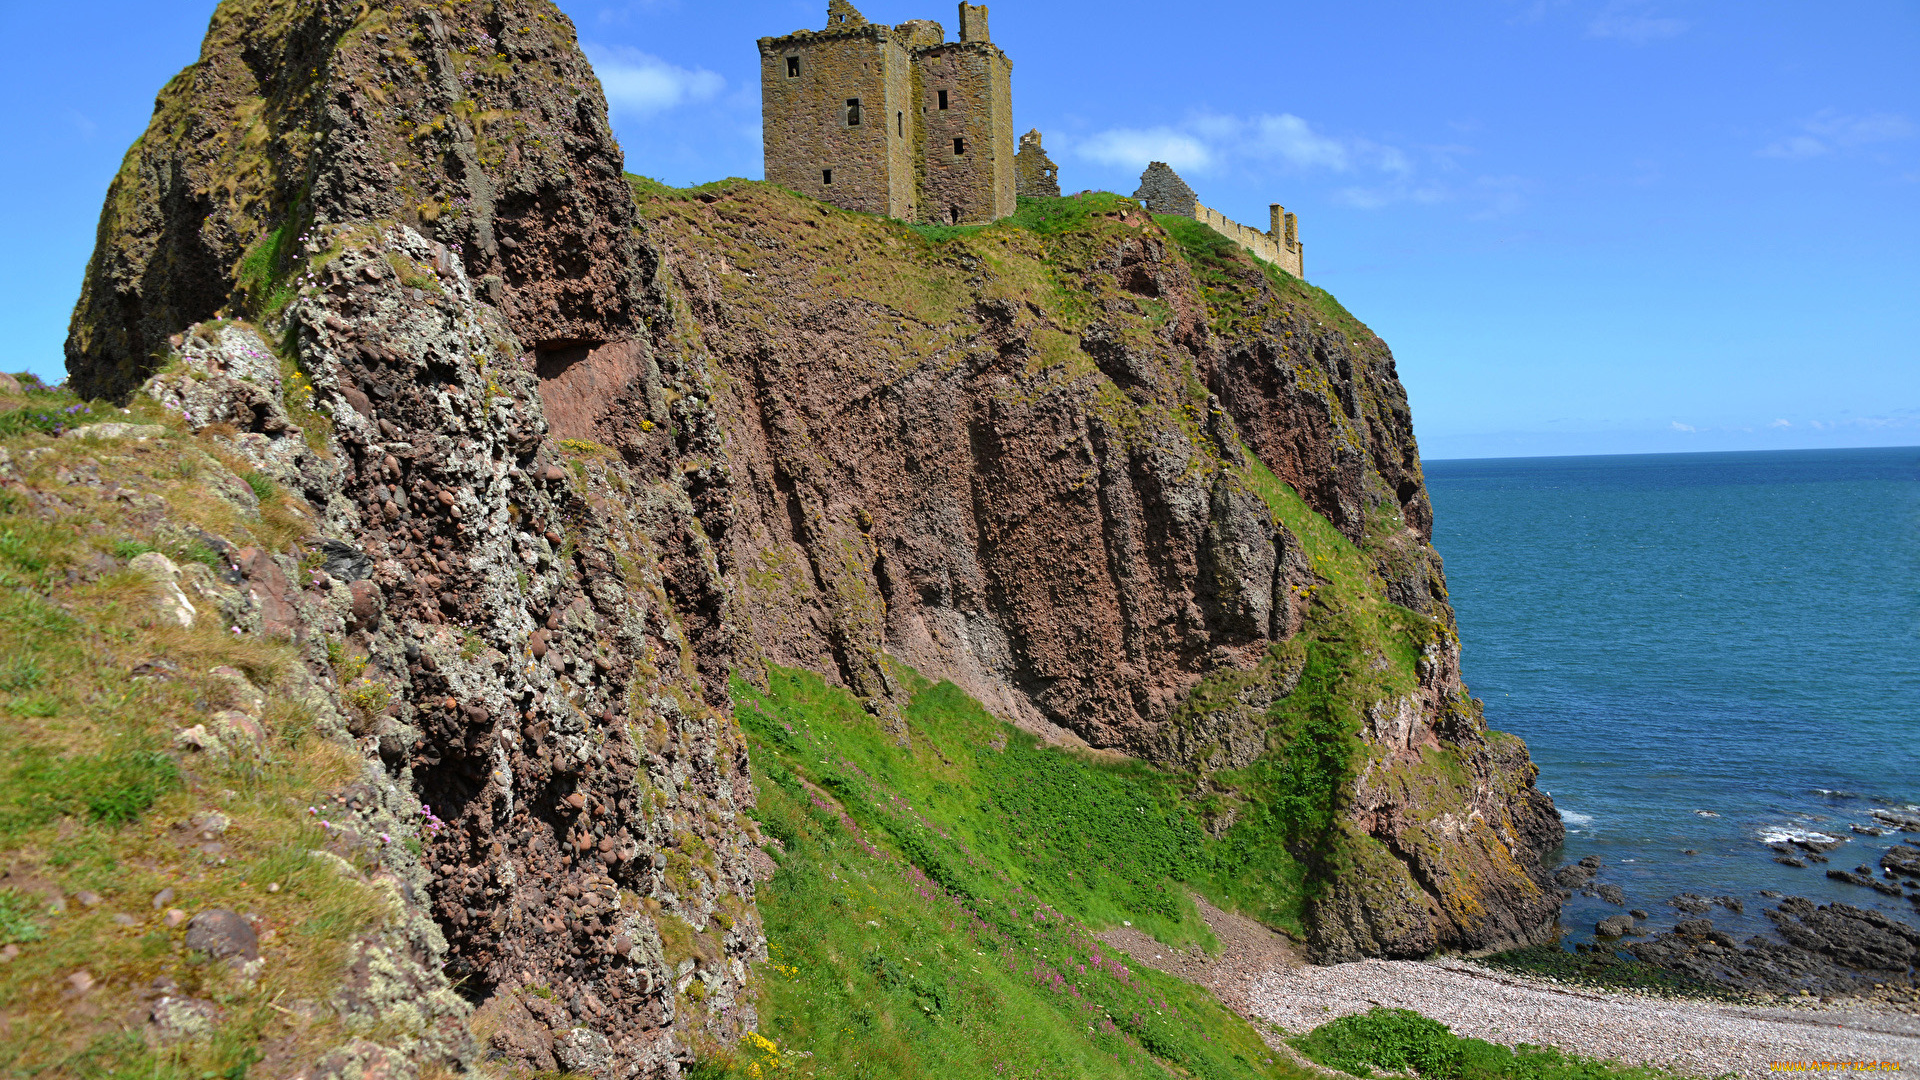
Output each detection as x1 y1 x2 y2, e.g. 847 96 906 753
1290 1007 1461 1077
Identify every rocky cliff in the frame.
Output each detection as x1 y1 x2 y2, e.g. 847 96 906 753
60 0 1562 1071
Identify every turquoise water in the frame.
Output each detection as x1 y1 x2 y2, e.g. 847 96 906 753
1425 447 1920 943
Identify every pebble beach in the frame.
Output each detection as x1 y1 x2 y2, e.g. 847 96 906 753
1250 957 1920 1080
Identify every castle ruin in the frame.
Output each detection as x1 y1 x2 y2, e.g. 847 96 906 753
758 6 1305 277
760 2 1015 225
1015 129 1060 198
1135 162 1304 279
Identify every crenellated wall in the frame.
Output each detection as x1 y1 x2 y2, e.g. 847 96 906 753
760 2 1014 225
1136 161 1304 279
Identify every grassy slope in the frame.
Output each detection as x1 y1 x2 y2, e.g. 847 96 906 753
724 666 1712 1080
0 376 407 1077
725 664 1304 1080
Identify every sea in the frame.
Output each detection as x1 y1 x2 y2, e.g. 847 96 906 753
1424 446 1920 945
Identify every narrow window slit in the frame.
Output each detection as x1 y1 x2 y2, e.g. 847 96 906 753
823 168 833 185
846 98 861 126
786 56 800 78
954 137 965 155
937 89 949 110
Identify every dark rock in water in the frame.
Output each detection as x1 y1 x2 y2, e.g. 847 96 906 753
1793 835 1846 854
1681 849 1698 855
1871 809 1920 831
1713 896 1745 914
1775 856 1809 868
1596 884 1626 906
1675 919 1715 937
1629 897 1920 997
1596 914 1636 937
1853 825 1889 837
1670 893 1713 914
1630 909 1651 919
1882 846 1920 879
1826 868 1903 895
1554 855 1602 889
1759 890 1783 899
1808 853 1831 863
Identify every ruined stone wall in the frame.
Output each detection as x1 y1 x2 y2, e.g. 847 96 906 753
1194 204 1303 278
758 27 904 217
1134 161 1198 217
917 42 1014 224
1015 129 1061 199
1137 163 1304 279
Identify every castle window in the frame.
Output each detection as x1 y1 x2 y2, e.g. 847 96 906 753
954 137 966 155
937 89 949 110
897 112 903 137
786 56 800 78
846 98 862 126
823 169 833 185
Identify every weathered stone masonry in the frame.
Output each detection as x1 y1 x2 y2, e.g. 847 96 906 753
760 2 1015 225
1015 128 1060 198
1136 161 1305 279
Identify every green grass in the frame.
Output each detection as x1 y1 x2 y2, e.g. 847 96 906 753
0 889 46 945
0 401 105 438
0 378 415 1074
234 219 300 322
1290 1007 1726 1080
729 664 1304 1080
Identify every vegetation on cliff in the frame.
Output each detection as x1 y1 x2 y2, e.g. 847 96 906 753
0 377 460 1076
635 177 1560 961
42 0 1572 1072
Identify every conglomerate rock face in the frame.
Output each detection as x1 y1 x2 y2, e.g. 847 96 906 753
67 0 1564 1068
71 0 762 1073
632 185 1561 962
67 0 647 401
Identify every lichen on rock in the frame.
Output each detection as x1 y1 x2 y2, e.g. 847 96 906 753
60 0 1568 1071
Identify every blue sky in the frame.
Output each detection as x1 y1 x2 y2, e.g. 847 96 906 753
2 0 1915 459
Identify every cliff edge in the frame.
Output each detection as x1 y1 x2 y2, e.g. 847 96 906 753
52 0 1562 1071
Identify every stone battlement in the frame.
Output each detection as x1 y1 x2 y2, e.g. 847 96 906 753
1134 162 1304 279
760 2 1015 225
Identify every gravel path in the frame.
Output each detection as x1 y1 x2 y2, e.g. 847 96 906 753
1249 958 1920 1080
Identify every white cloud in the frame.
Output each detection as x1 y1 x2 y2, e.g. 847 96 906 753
1075 127 1215 172
1670 421 1697 432
1770 419 1792 428
1587 1 1688 43
584 44 725 118
1760 135 1828 160
1070 112 1526 214
1073 114 1380 176
1761 110 1914 159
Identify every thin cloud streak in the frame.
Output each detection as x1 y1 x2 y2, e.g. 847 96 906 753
1586 1 1688 43
1760 110 1914 159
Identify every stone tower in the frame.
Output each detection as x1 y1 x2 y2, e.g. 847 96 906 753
1015 129 1060 198
759 3 1017 225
